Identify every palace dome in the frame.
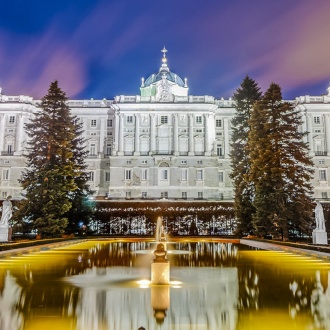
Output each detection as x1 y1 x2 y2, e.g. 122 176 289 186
143 47 186 88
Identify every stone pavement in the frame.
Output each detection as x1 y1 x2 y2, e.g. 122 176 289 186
240 239 330 260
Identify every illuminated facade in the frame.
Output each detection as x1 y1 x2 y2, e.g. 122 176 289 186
0 49 329 201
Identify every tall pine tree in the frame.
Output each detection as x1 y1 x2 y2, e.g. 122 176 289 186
230 76 262 235
248 83 314 240
14 81 91 237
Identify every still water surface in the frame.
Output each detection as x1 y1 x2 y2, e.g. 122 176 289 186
0 239 329 330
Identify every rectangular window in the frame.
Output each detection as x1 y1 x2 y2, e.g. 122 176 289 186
220 193 224 200
160 116 168 124
219 172 224 182
181 160 187 165
161 169 168 180
9 116 15 124
7 145 13 155
142 191 147 198
126 191 131 199
319 169 327 181
314 116 321 124
91 119 97 127
125 169 132 180
216 119 222 127
197 160 203 165
142 160 147 165
182 192 187 199
319 160 325 165
105 144 112 156
88 171 94 181
142 169 148 181
197 169 203 181
196 116 202 124
2 169 9 180
217 145 223 157
105 172 110 182
126 160 132 165
107 119 113 127
161 192 168 199
198 192 203 199
321 192 328 199
2 192 7 198
127 116 133 123
181 168 188 181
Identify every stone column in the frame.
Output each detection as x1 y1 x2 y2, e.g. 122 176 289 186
325 115 330 155
99 118 105 157
307 114 314 156
204 114 211 156
114 111 120 155
188 114 194 156
134 114 140 155
173 114 179 156
118 114 124 156
150 114 156 154
0 114 5 154
224 118 230 158
301 112 308 144
14 114 24 155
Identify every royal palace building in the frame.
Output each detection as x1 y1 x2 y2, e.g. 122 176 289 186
0 49 330 202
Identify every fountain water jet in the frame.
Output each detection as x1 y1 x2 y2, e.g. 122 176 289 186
155 216 166 242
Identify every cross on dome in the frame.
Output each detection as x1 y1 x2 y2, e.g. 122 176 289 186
160 46 169 72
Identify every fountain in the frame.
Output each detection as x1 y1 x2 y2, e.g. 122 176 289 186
155 216 166 242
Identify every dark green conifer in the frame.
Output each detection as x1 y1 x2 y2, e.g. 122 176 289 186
14 81 91 237
230 76 262 235
248 83 314 240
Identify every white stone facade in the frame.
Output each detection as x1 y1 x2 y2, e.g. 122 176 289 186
0 51 329 201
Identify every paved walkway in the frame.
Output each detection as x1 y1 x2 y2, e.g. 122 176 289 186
240 239 330 260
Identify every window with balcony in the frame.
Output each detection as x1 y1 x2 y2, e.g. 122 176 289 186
105 172 110 182
105 144 112 156
181 168 188 181
217 145 223 157
142 169 148 181
319 169 327 181
161 169 168 180
2 169 9 180
161 192 168 199
89 144 96 156
219 172 224 182
88 171 94 182
125 169 132 180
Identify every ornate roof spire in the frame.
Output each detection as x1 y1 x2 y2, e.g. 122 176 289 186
159 46 169 72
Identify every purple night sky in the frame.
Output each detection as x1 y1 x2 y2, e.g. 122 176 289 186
0 0 329 100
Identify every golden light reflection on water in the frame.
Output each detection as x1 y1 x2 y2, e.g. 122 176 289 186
0 240 329 329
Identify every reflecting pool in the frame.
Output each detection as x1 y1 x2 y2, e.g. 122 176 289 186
0 239 329 330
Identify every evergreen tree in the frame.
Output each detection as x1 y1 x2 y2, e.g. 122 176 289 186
248 83 314 240
14 81 91 237
230 76 262 235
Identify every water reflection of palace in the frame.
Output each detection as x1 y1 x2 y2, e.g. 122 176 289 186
0 242 330 329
